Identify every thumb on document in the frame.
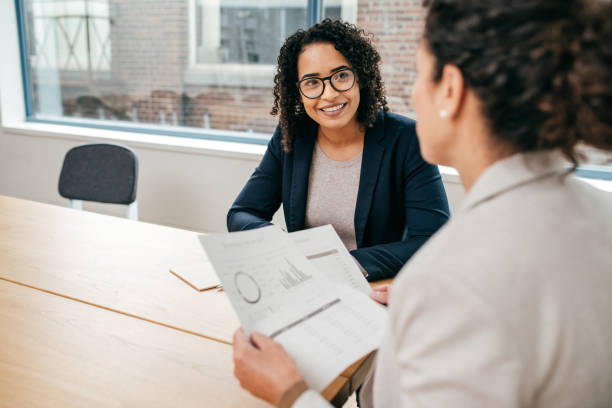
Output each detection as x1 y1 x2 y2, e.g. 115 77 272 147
250 331 275 350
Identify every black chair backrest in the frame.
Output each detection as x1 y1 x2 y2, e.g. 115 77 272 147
58 143 138 205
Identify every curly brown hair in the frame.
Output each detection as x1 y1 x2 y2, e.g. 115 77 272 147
423 0 612 165
271 19 388 152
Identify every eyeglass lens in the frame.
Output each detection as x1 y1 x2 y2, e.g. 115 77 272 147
300 69 355 98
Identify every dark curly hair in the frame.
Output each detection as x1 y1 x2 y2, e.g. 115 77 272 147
271 19 388 152
423 0 612 165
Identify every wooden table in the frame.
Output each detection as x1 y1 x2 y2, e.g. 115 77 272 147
0 195 374 407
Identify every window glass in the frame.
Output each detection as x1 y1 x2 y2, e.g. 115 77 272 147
194 1 309 65
28 0 111 72
323 0 342 20
20 0 311 136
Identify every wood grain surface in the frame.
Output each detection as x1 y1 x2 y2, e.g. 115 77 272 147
0 195 385 407
0 280 270 408
0 195 239 344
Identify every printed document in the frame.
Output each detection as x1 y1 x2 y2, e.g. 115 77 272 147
198 225 387 392
289 225 371 295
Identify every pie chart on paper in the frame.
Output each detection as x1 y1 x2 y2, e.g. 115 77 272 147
234 271 261 304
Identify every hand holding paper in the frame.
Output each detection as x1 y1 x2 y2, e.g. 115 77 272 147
233 328 303 405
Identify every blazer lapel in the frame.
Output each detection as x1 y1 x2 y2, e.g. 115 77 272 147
289 132 315 231
354 114 385 248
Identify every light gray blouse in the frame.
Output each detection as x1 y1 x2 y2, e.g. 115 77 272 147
304 142 363 250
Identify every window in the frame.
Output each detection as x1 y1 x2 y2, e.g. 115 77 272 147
185 1 309 90
28 0 111 73
13 0 612 171
193 1 308 66
18 0 354 141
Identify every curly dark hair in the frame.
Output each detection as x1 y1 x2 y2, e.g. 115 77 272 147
271 19 388 152
422 0 612 165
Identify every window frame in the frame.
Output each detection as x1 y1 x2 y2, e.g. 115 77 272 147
16 0 34 122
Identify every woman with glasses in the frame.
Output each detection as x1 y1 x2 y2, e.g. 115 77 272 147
231 1 612 407
227 19 450 281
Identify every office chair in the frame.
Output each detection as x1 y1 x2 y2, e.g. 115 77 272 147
58 143 139 220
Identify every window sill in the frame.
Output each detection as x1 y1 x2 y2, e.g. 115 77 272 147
1 120 464 182
1 120 267 161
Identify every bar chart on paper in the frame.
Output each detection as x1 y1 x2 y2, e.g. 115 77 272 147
279 258 312 289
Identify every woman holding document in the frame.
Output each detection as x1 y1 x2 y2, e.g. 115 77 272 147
227 19 450 281
232 0 612 407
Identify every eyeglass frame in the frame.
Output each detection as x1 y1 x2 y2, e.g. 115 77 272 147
296 67 357 99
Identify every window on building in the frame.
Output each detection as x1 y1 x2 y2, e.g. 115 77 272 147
194 1 308 66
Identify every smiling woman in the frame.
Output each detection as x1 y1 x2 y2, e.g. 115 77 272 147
296 43 363 160
227 19 450 281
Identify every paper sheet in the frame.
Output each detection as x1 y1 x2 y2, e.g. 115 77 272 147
199 226 387 391
290 225 371 295
169 261 220 291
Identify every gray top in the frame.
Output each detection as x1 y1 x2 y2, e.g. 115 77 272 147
304 142 363 251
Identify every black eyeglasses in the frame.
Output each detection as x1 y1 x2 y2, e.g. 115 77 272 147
297 68 356 99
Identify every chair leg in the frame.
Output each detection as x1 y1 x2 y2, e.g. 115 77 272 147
126 201 138 221
70 200 83 210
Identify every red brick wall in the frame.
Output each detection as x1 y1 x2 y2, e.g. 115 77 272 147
109 0 188 97
358 0 424 116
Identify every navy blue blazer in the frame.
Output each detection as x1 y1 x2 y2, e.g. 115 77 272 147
227 111 450 281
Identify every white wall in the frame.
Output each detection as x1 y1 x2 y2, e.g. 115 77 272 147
0 125 259 232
